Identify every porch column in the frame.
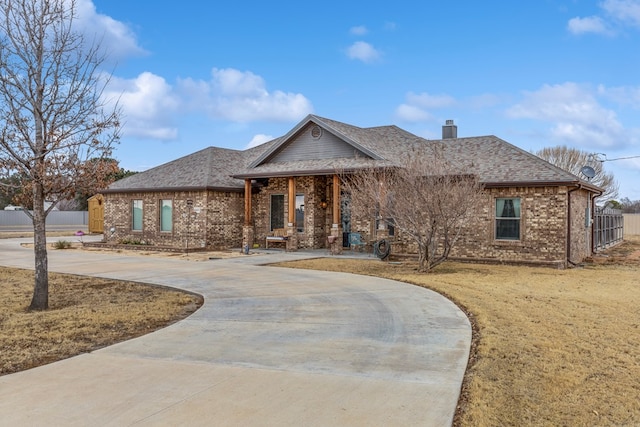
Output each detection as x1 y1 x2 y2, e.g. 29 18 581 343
331 174 343 254
286 177 298 251
332 174 340 225
242 179 254 252
288 177 296 225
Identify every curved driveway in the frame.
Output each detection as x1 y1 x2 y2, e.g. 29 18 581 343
0 238 470 426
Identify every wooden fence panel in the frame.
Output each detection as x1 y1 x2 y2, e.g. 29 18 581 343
624 214 640 236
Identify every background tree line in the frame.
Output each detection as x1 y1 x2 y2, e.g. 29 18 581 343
0 158 136 210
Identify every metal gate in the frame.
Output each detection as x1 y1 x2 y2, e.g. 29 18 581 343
594 207 624 251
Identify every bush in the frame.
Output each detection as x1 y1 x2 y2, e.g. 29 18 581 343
53 240 72 249
118 238 148 245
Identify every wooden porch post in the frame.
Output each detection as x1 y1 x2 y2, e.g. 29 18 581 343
242 179 254 251
288 177 296 225
286 177 298 251
332 174 340 226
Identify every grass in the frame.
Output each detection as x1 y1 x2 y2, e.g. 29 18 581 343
0 267 202 376
274 236 640 426
2 230 638 425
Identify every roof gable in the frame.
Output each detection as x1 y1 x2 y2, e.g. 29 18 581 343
248 115 383 168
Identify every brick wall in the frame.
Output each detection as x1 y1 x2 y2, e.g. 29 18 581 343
568 188 591 263
105 182 594 266
103 190 244 250
454 187 569 265
369 186 584 267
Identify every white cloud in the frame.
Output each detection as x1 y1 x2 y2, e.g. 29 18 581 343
246 134 275 149
395 104 434 122
72 0 146 60
599 84 640 107
507 83 624 148
105 72 180 140
405 92 456 109
350 25 368 36
567 16 609 35
395 92 456 122
178 68 313 122
602 0 640 26
104 68 313 141
346 41 381 63
569 0 640 35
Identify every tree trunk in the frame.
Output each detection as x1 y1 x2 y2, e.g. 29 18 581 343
29 182 49 311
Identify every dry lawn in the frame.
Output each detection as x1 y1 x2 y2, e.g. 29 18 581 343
275 237 640 427
0 267 202 376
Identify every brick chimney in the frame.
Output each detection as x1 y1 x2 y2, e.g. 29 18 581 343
442 119 457 139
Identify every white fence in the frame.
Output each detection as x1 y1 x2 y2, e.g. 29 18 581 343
0 211 88 227
624 214 640 236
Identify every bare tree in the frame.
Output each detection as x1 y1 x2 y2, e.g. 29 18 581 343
535 146 618 201
620 197 640 213
342 144 484 272
0 0 120 310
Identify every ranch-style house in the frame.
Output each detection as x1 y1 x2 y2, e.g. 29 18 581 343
102 115 602 268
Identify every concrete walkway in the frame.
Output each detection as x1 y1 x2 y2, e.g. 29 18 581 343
0 237 471 426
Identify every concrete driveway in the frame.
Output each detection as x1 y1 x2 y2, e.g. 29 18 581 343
0 237 471 426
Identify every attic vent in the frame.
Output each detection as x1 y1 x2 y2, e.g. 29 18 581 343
311 125 322 139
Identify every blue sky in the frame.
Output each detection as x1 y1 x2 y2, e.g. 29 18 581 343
83 0 639 199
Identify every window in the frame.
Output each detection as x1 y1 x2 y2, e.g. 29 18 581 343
295 194 304 232
160 199 173 232
270 194 284 231
496 198 520 240
132 200 143 231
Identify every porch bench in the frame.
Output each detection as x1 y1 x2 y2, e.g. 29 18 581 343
266 228 288 249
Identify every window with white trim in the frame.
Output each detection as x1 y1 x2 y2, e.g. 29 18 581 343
495 198 520 240
160 199 173 232
132 200 143 231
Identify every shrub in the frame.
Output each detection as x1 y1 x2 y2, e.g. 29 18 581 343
118 238 148 245
53 240 72 249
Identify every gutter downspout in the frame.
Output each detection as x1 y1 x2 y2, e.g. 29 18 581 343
590 189 603 255
567 184 583 267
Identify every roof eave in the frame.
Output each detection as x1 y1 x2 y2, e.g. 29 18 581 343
483 180 603 193
103 185 244 194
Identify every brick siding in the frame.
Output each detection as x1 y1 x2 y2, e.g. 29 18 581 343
105 181 594 267
104 190 243 250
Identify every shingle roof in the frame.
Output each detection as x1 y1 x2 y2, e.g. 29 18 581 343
441 136 584 185
106 115 602 193
105 146 247 192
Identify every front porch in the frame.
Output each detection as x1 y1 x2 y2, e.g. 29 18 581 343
241 174 390 254
241 174 345 253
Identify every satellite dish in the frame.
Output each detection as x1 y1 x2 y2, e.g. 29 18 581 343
580 165 596 180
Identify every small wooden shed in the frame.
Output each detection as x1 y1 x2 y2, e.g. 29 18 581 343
87 194 105 233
